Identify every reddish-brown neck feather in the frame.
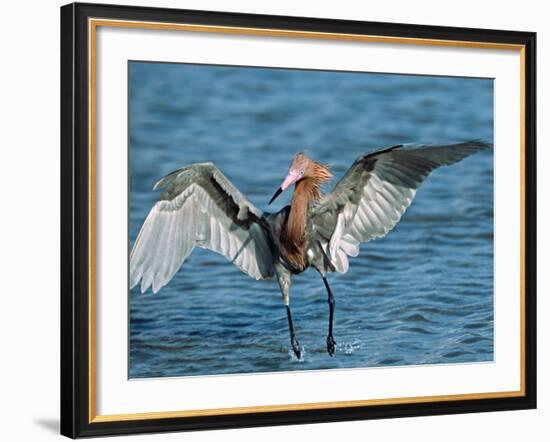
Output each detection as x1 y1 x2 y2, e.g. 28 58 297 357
282 162 332 269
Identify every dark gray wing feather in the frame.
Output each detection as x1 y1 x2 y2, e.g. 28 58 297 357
130 162 274 293
309 141 489 273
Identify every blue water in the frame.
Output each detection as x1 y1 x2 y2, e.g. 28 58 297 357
129 62 493 378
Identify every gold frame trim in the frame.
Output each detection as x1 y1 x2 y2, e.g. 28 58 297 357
88 18 527 424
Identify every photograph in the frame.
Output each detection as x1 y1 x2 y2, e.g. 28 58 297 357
57 1 537 438
128 61 494 378
0 0 543 437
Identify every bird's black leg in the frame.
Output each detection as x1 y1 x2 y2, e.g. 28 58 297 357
275 266 301 359
286 305 302 359
322 276 336 356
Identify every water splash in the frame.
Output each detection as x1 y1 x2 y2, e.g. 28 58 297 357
337 340 362 355
288 346 306 362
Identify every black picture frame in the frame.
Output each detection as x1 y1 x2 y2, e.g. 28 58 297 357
60 2 537 438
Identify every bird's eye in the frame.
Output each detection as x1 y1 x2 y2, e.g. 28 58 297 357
299 169 305 176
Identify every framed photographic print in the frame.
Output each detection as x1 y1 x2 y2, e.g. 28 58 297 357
60 2 537 438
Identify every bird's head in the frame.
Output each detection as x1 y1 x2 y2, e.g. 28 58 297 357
269 152 332 204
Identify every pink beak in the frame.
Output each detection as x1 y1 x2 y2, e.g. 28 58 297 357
269 172 301 205
281 172 301 191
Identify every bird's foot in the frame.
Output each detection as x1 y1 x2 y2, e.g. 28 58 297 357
291 335 302 360
327 334 336 356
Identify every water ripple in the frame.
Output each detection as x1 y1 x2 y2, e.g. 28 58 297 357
129 62 494 378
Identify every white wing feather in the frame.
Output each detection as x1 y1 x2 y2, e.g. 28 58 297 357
311 141 489 273
130 163 274 293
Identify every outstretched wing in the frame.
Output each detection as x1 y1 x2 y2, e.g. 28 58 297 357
309 141 489 273
130 162 274 293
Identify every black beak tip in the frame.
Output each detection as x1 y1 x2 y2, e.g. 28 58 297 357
269 187 283 205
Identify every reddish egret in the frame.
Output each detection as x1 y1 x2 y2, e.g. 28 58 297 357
130 141 488 358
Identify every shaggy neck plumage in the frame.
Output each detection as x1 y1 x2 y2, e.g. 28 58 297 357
283 162 331 269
